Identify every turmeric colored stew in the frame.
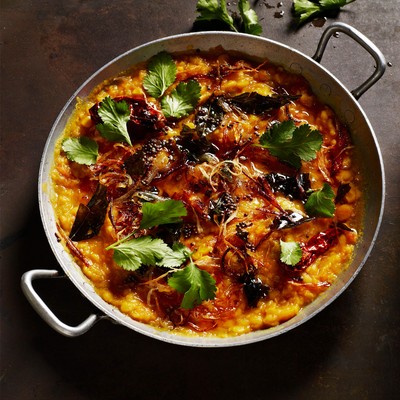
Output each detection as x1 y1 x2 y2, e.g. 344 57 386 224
52 50 362 337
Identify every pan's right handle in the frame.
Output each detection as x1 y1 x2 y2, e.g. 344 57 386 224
312 22 386 99
21 269 101 337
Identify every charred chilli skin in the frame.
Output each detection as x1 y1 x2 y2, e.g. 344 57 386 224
61 52 361 331
69 183 109 241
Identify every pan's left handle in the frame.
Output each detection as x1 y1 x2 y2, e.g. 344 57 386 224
21 269 102 337
312 22 386 99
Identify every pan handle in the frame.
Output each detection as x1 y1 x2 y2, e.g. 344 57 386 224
21 269 102 337
312 22 386 99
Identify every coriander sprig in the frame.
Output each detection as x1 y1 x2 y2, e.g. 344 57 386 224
168 258 217 309
143 52 201 119
258 120 323 169
305 182 336 218
195 0 262 36
106 199 217 309
280 240 303 266
293 0 356 24
143 52 177 98
62 137 98 165
96 96 132 145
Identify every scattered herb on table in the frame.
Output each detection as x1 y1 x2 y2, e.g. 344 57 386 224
195 0 262 36
238 0 263 36
293 0 356 24
62 137 98 165
258 120 323 169
96 96 132 145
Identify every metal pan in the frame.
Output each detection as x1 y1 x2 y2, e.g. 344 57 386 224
21 23 386 347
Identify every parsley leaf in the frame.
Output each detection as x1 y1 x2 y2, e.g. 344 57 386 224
280 240 303 266
259 120 323 169
96 96 132 145
161 80 201 119
195 0 237 32
238 0 262 36
293 0 355 24
140 199 188 229
62 137 98 165
143 52 177 98
305 182 336 217
107 236 172 271
168 260 217 309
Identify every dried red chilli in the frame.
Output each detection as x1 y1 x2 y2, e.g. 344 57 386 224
285 227 342 272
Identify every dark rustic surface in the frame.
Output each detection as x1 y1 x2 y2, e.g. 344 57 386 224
1 1 399 399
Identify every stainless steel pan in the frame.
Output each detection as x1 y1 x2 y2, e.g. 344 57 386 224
21 22 386 347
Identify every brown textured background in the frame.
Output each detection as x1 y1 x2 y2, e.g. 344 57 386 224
1 1 399 399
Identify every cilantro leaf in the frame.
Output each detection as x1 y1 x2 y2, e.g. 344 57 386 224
168 261 217 309
108 236 171 271
140 199 187 229
161 80 201 119
160 242 192 268
107 233 216 310
280 240 303 266
62 137 98 165
293 0 322 23
305 182 336 217
259 120 323 169
293 0 355 24
143 52 177 98
320 0 356 10
96 96 132 146
238 0 262 36
107 235 192 271
195 0 237 32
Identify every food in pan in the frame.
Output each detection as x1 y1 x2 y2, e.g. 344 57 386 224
51 49 362 337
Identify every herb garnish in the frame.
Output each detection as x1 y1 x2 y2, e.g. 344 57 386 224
168 258 217 309
143 53 201 119
140 199 188 229
195 0 262 36
62 137 98 165
108 236 216 308
107 236 177 271
96 96 132 145
293 0 356 24
107 199 216 308
259 120 323 169
161 80 201 119
279 240 303 266
195 0 237 32
305 182 336 217
143 52 177 98
238 0 263 36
